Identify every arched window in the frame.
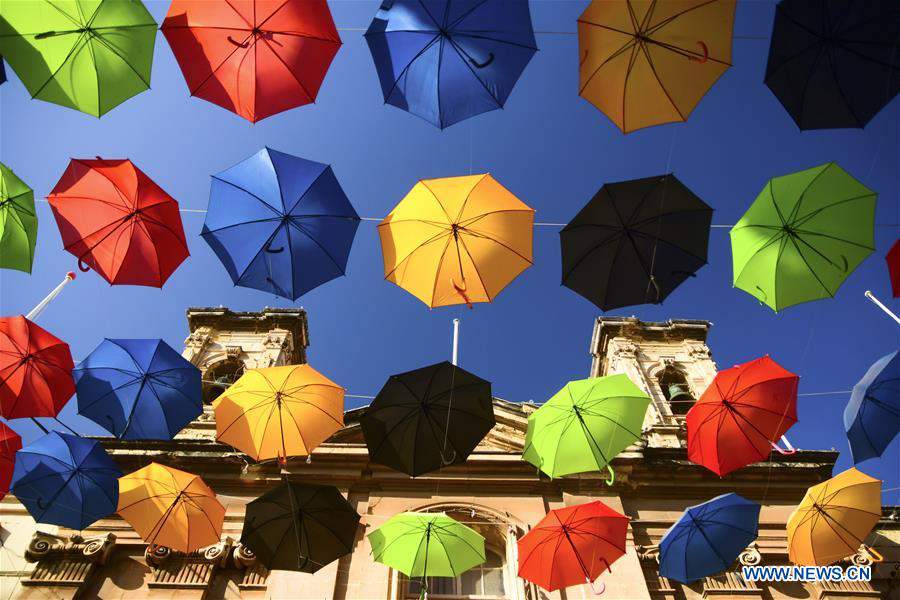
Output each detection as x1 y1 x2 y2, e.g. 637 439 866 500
202 359 245 404
658 367 694 416
402 549 506 599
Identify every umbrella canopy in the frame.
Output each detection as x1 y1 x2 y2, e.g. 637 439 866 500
241 481 360 572
887 240 900 297
844 351 900 463
378 174 534 308
11 431 121 530
118 462 225 553
0 315 74 419
522 374 650 480
731 163 876 312
201 148 359 300
517 500 629 592
360 361 495 477
765 0 900 130
161 0 341 123
48 158 190 287
214 364 344 461
365 0 536 129
578 0 735 133
687 356 799 477
659 493 760 583
0 162 37 273
369 512 485 578
560 174 713 311
0 0 156 116
0 421 22 501
74 338 202 441
787 468 882 566
0 55 6 84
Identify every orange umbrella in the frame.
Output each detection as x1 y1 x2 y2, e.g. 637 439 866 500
578 0 735 133
378 174 534 308
213 365 344 461
117 463 225 553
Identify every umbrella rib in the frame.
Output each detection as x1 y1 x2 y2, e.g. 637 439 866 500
444 38 504 108
377 32 444 108
89 28 154 90
628 228 709 265
644 0 719 36
30 32 91 101
451 31 537 52
792 192 877 229
461 227 533 266
786 235 839 296
578 33 637 97
258 36 316 104
203 216 282 236
383 228 451 281
455 233 492 302
286 220 345 275
637 41 686 120
187 31 254 97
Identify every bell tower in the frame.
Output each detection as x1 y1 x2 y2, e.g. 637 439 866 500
589 317 718 449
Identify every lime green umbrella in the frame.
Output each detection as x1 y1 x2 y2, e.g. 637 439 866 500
0 0 156 117
368 512 485 585
522 374 650 482
731 163 876 312
0 163 36 273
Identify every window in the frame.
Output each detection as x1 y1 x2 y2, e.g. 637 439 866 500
202 359 245 403
658 367 694 416
402 549 506 599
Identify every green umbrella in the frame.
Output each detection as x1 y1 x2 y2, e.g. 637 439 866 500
522 374 650 482
368 512 485 587
731 163 876 312
0 0 156 117
0 162 36 273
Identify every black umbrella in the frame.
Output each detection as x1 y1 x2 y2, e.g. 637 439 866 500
240 482 360 573
0 56 6 85
765 0 900 130
360 361 495 477
560 174 713 311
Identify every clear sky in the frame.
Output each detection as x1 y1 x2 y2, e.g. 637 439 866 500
1 1 898 502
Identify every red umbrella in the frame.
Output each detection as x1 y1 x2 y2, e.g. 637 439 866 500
518 500 629 593
48 159 189 287
0 421 22 500
887 239 900 297
161 0 341 123
686 356 799 477
0 316 75 419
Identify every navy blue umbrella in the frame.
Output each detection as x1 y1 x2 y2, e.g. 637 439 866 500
658 493 760 583
365 0 537 129
844 350 900 463
201 148 360 300
74 339 202 440
11 431 121 529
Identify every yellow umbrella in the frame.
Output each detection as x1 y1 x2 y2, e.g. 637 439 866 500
378 174 534 308
578 0 736 133
117 463 225 553
213 365 344 461
787 467 883 566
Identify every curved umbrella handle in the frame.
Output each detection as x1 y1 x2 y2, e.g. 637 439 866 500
451 278 474 309
78 257 92 272
770 435 797 455
265 244 285 254
688 40 709 63
863 545 884 563
470 52 494 69
604 465 615 486
587 577 606 596
227 35 250 48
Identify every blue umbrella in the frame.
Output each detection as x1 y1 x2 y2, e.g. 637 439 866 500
201 148 360 300
74 339 202 440
658 493 760 583
844 351 900 463
11 431 121 529
365 0 537 129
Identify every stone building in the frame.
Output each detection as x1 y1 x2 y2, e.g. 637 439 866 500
0 308 897 600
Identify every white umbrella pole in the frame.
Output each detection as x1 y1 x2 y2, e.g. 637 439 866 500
864 290 900 326
451 319 460 366
26 272 76 321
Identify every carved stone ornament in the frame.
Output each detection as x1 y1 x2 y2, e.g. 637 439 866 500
686 343 711 360
613 341 638 359
144 538 256 570
636 544 660 562
225 345 243 359
26 531 116 565
738 543 762 567
849 545 874 567
144 544 172 567
185 328 213 349
233 542 257 568
263 333 289 350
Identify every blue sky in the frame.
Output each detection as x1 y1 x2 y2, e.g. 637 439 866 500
1 1 898 501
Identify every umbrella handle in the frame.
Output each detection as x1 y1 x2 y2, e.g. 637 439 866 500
687 40 709 63
265 243 284 254
587 577 606 596
863 545 883 563
770 436 797 455
604 465 615 486
470 52 494 69
451 278 474 309
227 35 250 48
78 257 91 272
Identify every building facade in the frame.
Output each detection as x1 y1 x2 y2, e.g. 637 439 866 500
0 309 897 600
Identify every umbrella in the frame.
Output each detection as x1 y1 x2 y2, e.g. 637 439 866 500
360 361 495 477
0 162 37 273
10 431 121 530
560 174 713 311
686 356 799 477
887 240 900 297
578 0 735 133
844 351 900 463
74 338 202 441
214 364 344 461
0 55 5 85
787 467 882 566
0 421 21 500
201 148 359 300
522 374 650 482
241 481 360 572
161 0 341 123
0 315 74 419
369 512 485 586
378 174 534 308
731 163 876 312
118 462 225 553
48 158 190 287
517 500 629 593
765 1 900 130
0 0 156 116
365 0 536 129
658 493 760 583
